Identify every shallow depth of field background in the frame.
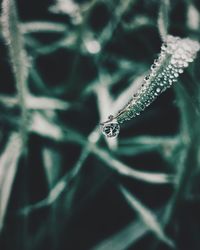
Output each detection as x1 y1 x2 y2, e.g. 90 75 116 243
0 0 200 250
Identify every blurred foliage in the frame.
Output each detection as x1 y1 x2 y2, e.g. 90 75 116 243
0 0 200 250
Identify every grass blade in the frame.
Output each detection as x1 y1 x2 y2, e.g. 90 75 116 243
119 185 175 248
0 133 22 231
1 0 29 148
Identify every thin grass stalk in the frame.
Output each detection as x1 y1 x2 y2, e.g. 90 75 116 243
1 0 29 150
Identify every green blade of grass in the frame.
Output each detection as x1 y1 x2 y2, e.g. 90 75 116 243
158 0 170 41
119 185 175 248
92 219 148 250
0 133 22 231
1 0 29 148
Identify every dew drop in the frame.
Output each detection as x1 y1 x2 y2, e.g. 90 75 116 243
151 64 156 70
127 110 135 118
145 74 151 80
156 88 161 93
101 122 120 138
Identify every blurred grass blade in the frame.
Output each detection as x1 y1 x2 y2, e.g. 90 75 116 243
0 133 22 231
92 145 174 184
158 0 170 41
119 185 175 248
42 148 62 188
1 0 29 147
0 95 70 110
21 21 67 34
118 135 178 159
92 219 148 250
27 96 70 110
187 3 200 30
120 135 178 146
31 111 63 140
111 74 146 115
